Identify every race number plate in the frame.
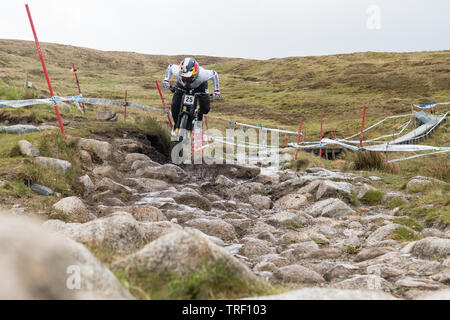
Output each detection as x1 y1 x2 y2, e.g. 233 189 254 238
183 95 195 106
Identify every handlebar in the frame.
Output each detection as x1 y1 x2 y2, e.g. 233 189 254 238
168 86 218 98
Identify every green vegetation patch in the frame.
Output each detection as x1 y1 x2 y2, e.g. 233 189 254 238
360 190 385 205
386 197 407 209
389 226 422 242
283 220 303 230
393 217 424 232
114 258 274 300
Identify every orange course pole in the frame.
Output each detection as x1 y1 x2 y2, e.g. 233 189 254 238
71 63 86 113
25 4 66 138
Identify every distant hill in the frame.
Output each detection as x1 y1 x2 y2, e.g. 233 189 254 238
0 39 449 134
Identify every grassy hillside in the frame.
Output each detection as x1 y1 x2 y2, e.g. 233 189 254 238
0 39 449 180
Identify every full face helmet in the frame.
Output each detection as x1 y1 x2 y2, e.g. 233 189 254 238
179 57 199 84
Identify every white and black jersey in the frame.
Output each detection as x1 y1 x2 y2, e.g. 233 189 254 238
164 64 220 91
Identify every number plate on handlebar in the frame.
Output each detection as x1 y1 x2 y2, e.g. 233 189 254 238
183 95 195 106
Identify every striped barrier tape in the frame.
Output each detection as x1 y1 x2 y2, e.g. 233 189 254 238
0 95 165 113
413 102 450 109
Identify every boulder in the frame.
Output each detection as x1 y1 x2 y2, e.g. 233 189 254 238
239 238 276 259
123 206 168 222
0 213 132 299
274 193 308 210
35 157 72 174
274 265 325 284
354 248 388 262
136 164 186 183
96 111 117 121
412 237 450 259
332 275 393 291
123 178 169 192
0 125 39 134
52 197 90 223
18 140 40 157
248 194 272 210
31 184 53 196
185 218 237 241
78 138 113 160
79 175 95 194
112 229 257 290
324 264 359 282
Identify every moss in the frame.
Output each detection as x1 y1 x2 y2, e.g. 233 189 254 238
114 258 275 300
393 217 424 232
360 190 385 205
346 245 359 254
283 220 303 230
390 227 422 242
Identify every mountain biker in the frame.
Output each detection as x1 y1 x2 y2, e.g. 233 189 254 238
162 57 220 131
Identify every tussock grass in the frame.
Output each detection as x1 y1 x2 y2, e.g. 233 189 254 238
393 217 424 232
389 226 422 242
352 151 399 174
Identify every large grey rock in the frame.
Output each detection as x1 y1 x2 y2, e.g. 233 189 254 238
324 264 359 282
52 197 90 223
245 288 397 300
0 125 39 134
123 206 168 222
35 157 72 174
332 275 393 291
123 178 169 192
248 194 272 210
354 248 388 262
406 176 445 191
185 218 237 241
96 111 117 121
321 199 356 218
274 193 308 210
239 238 276 259
95 177 135 194
18 140 40 157
366 224 413 246
274 265 325 284
112 229 256 282
79 175 95 194
0 213 132 299
78 138 113 160
31 184 53 196
136 164 186 183
44 212 179 253
412 237 450 259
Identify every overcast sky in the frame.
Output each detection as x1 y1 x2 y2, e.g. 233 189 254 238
1 0 449 59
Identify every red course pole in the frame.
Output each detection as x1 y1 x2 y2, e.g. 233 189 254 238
319 110 323 160
295 119 303 160
360 105 366 150
71 63 86 113
25 4 66 138
155 80 173 129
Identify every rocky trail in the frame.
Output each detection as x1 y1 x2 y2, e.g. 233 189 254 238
1 131 449 300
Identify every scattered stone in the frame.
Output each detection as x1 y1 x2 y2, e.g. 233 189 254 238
31 184 53 196
395 277 441 290
0 213 132 299
248 194 272 210
112 229 256 283
0 125 40 134
354 248 388 262
324 264 359 282
332 275 393 291
274 265 325 284
239 238 276 259
185 218 237 241
96 111 117 121
18 140 40 157
136 164 186 183
52 196 90 223
123 206 167 222
274 193 308 210
35 157 72 174
412 237 450 259
79 175 95 194
78 138 113 160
